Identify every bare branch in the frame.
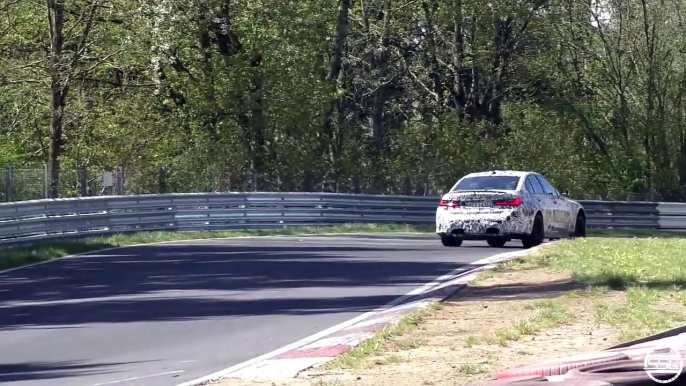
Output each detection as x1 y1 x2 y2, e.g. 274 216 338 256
0 74 44 85
75 50 123 76
72 77 157 88
0 0 24 13
407 69 439 101
70 0 100 66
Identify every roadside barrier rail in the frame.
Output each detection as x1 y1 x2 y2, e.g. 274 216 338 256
0 193 678 246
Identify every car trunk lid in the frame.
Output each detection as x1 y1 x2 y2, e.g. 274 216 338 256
440 190 520 212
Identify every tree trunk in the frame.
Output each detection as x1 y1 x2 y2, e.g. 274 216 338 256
249 50 267 190
47 0 67 198
322 0 351 188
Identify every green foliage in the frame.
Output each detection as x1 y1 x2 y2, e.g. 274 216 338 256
1 0 686 199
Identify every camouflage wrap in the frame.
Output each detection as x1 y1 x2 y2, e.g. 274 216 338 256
434 171 585 240
435 191 537 236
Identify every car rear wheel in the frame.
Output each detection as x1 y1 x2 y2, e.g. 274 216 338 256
573 212 586 238
440 234 463 247
487 238 507 248
522 213 544 249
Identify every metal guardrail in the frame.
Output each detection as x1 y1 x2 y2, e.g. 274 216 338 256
0 193 681 247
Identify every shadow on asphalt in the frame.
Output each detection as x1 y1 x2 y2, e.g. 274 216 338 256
0 241 502 330
0 361 138 383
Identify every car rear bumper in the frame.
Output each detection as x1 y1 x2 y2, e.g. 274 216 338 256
435 208 531 239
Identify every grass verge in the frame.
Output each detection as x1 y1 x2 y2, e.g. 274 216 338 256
468 300 571 347
466 237 686 342
324 302 444 370
586 227 686 238
0 223 432 271
524 237 686 341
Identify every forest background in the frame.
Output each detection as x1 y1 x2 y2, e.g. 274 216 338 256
1 0 685 202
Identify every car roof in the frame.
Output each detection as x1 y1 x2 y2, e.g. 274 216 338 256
461 170 536 178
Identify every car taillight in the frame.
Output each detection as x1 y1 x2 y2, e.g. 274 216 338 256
439 200 460 208
493 197 522 207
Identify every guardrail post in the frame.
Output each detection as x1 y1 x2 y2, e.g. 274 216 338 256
43 163 49 199
78 165 88 196
5 166 12 202
158 167 167 194
116 167 124 195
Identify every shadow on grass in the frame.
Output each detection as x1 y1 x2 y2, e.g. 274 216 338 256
451 274 686 308
572 273 686 291
453 256 686 303
587 227 686 238
488 249 686 291
454 278 587 302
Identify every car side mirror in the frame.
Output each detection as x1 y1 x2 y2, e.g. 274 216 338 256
562 189 569 197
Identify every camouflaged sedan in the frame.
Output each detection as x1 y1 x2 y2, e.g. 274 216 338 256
435 171 586 248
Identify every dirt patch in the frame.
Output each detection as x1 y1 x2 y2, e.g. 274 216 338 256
212 266 625 386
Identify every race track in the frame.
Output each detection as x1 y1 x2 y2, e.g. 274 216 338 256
0 234 518 386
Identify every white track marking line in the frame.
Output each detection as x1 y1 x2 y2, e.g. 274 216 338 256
172 274 459 386
173 242 553 386
90 370 184 386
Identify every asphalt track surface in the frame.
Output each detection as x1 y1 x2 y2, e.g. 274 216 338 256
0 234 518 386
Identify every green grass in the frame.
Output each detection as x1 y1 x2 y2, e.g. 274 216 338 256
395 338 425 350
593 286 686 341
473 300 571 347
464 335 481 348
324 302 443 370
311 380 346 386
457 363 487 375
471 258 530 285
586 228 686 238
510 237 686 342
564 285 611 299
0 223 433 271
527 237 686 288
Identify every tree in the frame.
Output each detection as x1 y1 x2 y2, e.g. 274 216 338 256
0 0 142 197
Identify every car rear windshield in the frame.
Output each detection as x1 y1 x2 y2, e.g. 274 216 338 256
452 176 521 191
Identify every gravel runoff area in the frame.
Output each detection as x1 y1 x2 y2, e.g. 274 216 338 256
211 236 686 386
